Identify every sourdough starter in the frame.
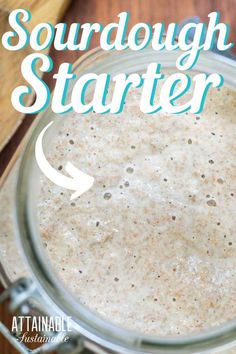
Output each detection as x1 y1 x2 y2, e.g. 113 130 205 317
36 80 236 336
0 73 236 340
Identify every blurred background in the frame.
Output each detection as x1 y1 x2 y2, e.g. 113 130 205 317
0 0 235 352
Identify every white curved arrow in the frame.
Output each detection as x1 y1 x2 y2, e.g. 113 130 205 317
35 121 94 200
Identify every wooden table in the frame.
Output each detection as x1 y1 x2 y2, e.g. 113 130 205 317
0 0 235 352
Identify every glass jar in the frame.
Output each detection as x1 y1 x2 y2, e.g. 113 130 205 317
1 44 236 354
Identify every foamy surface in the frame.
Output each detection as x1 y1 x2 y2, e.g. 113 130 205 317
37 81 236 336
0 76 236 345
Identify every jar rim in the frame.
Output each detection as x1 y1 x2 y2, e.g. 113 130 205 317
15 44 236 353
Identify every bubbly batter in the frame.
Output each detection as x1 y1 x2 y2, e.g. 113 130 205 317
0 72 236 342
35 79 236 336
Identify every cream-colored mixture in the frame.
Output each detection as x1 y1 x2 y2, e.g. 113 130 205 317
36 79 236 336
0 74 236 344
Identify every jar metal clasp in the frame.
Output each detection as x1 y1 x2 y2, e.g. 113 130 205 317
0 278 86 353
